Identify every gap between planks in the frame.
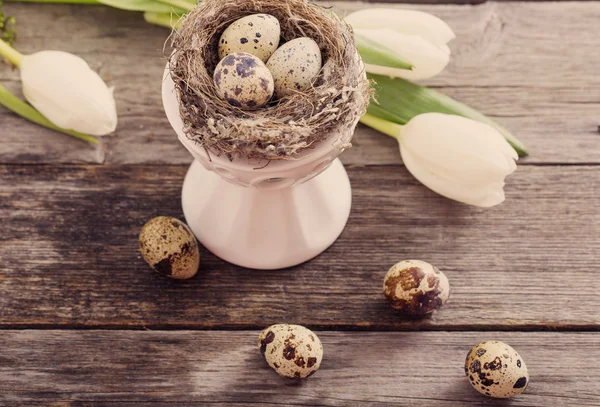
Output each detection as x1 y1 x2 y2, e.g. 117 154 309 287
0 330 599 406
0 324 599 332
1 162 600 168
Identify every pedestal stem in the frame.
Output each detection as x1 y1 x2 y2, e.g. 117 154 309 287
181 158 352 270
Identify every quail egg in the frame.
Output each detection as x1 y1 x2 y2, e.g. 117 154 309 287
218 14 281 62
465 340 529 398
266 37 322 98
213 52 275 110
383 260 450 316
139 216 200 280
258 324 323 379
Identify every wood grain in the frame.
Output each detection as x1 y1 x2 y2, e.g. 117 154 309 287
2 164 598 329
1 2 599 404
1 330 599 406
1 2 599 165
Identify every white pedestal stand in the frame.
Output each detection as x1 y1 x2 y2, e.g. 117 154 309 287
162 68 353 270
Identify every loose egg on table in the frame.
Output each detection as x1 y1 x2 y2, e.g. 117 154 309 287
266 37 323 98
383 260 450 316
138 216 200 280
218 14 281 62
258 324 323 379
213 52 275 110
465 340 529 398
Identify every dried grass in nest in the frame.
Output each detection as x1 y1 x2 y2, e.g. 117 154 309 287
169 0 371 161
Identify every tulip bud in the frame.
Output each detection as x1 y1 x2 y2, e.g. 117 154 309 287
360 112 518 207
345 8 455 80
399 113 518 207
20 51 117 136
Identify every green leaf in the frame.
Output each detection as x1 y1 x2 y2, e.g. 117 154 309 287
152 0 193 12
144 11 182 29
6 0 100 4
367 73 529 156
97 0 185 14
355 33 413 71
0 82 99 144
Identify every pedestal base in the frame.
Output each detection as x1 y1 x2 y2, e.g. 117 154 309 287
182 158 352 270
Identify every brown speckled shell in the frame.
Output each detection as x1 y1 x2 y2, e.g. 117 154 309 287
383 260 450 316
266 37 322 99
213 52 274 110
258 324 323 379
465 341 529 398
218 14 281 62
139 216 200 280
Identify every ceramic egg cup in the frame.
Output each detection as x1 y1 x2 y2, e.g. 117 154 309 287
162 66 353 270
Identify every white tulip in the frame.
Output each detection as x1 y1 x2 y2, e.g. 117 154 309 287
361 113 518 207
345 8 455 81
20 51 117 136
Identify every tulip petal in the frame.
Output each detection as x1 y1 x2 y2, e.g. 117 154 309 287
399 113 517 184
401 145 507 208
345 8 455 48
439 44 451 55
20 51 118 136
356 29 450 80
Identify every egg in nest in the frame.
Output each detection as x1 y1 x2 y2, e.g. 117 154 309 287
465 340 529 398
266 37 323 98
218 14 281 62
213 52 275 110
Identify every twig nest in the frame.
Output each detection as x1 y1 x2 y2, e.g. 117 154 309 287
383 260 450 316
170 0 370 161
465 341 529 398
258 324 323 379
139 217 200 280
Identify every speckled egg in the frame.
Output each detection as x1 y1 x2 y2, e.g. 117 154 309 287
266 37 322 98
218 14 281 62
465 341 529 398
383 260 450 316
213 52 274 110
139 216 200 280
258 324 323 379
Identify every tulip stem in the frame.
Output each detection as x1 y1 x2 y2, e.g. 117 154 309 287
0 82 99 144
360 113 402 141
0 37 23 67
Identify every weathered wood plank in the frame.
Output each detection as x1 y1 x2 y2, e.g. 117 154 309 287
1 164 599 329
1 330 599 406
1 2 599 165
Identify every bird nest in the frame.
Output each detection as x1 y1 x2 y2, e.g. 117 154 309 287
169 0 370 161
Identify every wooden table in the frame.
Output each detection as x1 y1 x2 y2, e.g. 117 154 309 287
1 1 599 406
